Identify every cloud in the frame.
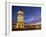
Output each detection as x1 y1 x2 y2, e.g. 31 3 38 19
24 15 41 24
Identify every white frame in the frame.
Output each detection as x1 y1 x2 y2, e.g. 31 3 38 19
5 2 43 35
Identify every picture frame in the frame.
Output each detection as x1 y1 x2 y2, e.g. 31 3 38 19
5 1 43 35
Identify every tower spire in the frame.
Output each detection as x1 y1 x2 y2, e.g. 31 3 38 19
19 7 23 11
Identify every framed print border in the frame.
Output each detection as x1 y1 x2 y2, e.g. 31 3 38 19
5 1 43 35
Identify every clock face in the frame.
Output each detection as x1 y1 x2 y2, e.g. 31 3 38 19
12 6 41 31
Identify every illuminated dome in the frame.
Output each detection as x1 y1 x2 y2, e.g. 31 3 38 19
18 11 24 15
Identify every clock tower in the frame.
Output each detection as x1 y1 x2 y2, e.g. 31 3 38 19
15 10 24 29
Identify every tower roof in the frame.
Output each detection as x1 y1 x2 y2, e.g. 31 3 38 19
18 7 24 15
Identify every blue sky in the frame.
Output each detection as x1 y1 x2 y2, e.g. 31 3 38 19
12 6 41 24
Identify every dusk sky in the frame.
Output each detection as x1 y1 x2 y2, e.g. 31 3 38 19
12 6 41 25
